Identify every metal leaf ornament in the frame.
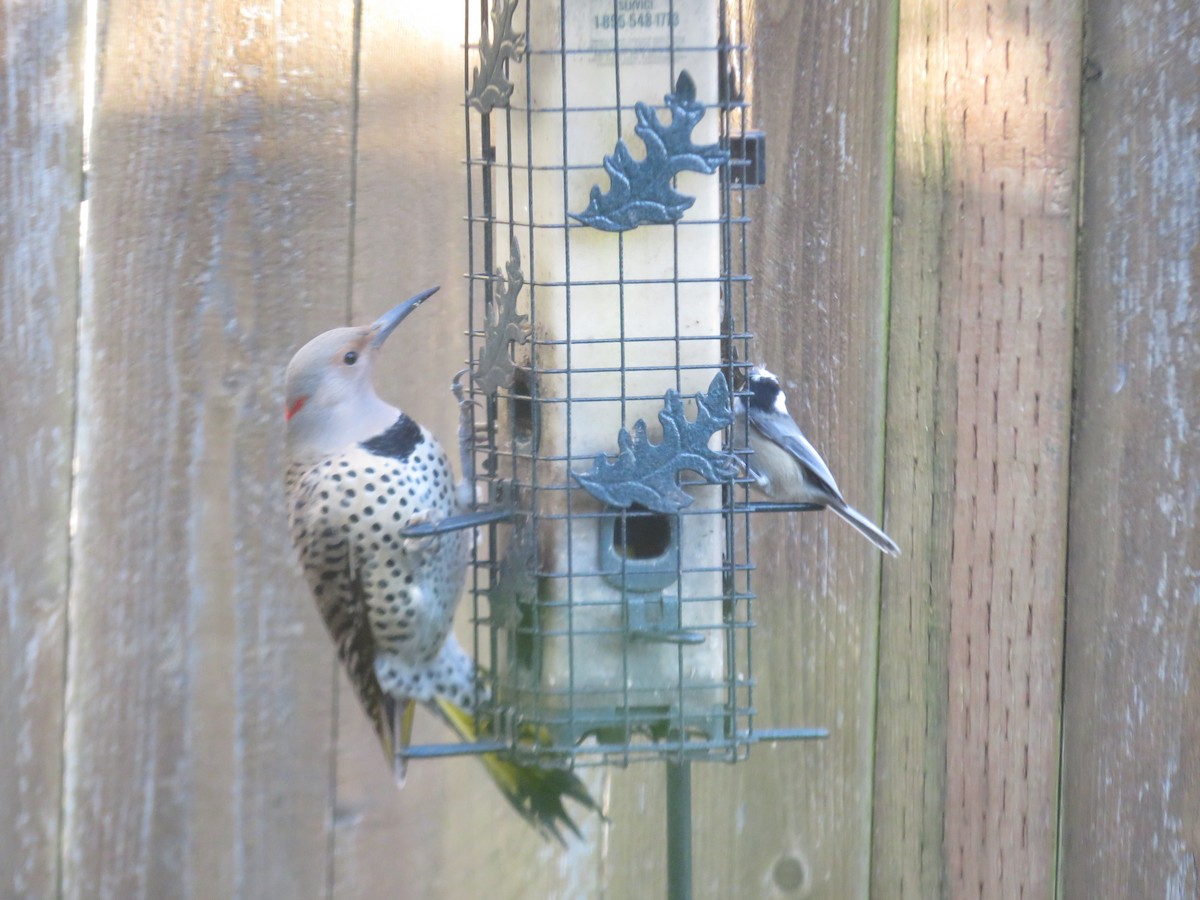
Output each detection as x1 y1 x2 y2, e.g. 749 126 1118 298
488 511 537 631
571 71 730 232
468 0 527 114
474 235 531 394
573 373 738 514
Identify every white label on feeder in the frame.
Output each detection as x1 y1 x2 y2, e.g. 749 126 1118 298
567 1 696 63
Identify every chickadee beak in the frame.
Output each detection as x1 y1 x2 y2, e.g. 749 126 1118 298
369 285 440 349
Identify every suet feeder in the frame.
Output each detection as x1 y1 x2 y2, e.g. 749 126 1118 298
441 1 826 893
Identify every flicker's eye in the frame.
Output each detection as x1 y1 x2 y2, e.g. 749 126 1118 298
343 350 359 366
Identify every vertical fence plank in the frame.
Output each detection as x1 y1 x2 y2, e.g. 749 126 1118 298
1062 1 1200 895
334 6 613 896
694 1 897 896
63 0 355 896
875 3 1083 898
332 5 465 896
870 1 954 894
0 1 82 897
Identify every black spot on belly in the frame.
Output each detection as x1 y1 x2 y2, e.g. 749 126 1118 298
361 414 424 460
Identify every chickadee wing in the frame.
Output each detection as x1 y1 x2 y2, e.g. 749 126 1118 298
747 404 843 500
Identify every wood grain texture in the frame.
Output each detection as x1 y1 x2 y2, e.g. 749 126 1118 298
877 3 1083 898
702 1 897 896
0 1 82 897
63 0 355 896
1061 1 1200 895
871 1 955 894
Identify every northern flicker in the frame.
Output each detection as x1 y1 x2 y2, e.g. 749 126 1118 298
284 287 597 841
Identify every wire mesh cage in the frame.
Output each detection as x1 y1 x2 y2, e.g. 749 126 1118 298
461 0 794 769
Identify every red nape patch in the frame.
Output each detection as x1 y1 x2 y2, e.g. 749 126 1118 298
286 396 307 421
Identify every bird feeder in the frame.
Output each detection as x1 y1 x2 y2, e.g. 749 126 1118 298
454 0 823 891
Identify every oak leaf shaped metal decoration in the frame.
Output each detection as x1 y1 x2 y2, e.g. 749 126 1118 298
468 0 527 114
571 70 730 232
474 234 531 394
572 373 738 514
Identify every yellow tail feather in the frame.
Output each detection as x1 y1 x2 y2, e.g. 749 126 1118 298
433 696 600 844
383 698 417 787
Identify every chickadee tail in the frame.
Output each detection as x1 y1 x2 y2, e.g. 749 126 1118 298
431 695 601 845
829 501 901 557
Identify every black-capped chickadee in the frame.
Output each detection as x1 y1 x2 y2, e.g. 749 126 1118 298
734 365 900 556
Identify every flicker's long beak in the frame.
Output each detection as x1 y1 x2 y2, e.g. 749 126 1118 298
370 285 440 349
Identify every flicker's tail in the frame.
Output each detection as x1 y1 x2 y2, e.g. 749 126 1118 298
432 695 601 844
382 697 417 787
829 500 901 557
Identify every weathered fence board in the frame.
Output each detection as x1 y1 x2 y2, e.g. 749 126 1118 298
711 0 897 896
63 1 354 896
1061 1 1200 896
0 1 83 898
875 3 1084 898
328 5 615 897
870 1 956 895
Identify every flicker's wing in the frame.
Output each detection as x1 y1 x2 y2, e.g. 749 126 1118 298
321 546 425 783
320 551 394 757
289 461 399 768
746 404 842 500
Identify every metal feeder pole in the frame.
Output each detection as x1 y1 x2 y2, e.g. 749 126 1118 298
666 759 693 900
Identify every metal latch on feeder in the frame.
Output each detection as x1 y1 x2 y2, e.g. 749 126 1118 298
725 130 766 187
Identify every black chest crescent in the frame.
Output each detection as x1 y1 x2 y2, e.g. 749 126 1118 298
361 414 424 460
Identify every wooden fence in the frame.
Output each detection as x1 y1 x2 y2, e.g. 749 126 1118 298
3 0 1196 897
